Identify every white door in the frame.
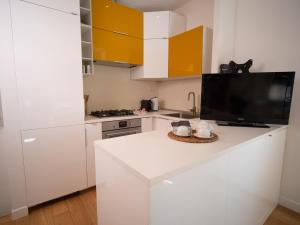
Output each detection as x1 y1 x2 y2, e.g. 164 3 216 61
18 0 79 15
85 123 102 187
11 0 84 130
22 125 87 207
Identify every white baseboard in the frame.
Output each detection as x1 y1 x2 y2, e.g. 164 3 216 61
279 196 300 213
11 206 28 220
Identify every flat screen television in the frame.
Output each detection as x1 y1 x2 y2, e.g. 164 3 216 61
200 72 295 127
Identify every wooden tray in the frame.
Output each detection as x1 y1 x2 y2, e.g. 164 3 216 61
168 131 218 143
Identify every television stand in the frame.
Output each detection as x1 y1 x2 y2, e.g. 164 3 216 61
216 121 270 128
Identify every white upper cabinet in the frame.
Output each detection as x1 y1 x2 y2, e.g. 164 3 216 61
144 11 186 39
18 0 79 15
131 39 168 79
132 11 186 79
11 0 84 130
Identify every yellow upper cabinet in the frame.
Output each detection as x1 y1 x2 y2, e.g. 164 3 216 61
92 0 143 38
168 26 204 77
93 28 143 65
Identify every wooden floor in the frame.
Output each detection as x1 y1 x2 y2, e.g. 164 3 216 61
0 188 299 225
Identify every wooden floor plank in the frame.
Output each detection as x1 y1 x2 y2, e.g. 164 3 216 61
1 188 299 225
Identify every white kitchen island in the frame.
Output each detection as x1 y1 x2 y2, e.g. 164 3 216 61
95 123 287 225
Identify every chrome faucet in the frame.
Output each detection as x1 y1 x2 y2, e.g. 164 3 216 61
188 92 197 117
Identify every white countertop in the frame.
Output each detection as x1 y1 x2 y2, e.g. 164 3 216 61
95 122 287 186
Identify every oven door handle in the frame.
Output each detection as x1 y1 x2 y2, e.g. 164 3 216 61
105 130 139 138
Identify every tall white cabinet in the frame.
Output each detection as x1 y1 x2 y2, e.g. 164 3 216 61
10 0 87 207
131 11 186 79
11 0 84 130
19 0 80 14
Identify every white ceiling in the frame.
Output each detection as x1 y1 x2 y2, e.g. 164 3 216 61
116 0 192 11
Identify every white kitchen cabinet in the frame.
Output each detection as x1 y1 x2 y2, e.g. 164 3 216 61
85 123 102 187
142 117 153 132
18 0 79 15
227 129 287 225
152 117 174 131
22 125 87 207
144 11 186 39
132 11 186 80
11 0 84 130
95 126 287 225
131 39 168 79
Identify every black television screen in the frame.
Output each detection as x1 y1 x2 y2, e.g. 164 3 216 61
200 72 295 125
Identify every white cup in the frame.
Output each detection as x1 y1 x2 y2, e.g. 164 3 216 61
196 121 213 138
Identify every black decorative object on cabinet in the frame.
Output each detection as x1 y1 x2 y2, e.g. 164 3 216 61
220 59 253 74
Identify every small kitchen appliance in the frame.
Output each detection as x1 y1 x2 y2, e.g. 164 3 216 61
150 97 159 111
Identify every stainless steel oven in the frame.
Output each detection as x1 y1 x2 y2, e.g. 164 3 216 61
102 118 141 139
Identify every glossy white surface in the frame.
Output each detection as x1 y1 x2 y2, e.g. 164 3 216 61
0 0 28 218
11 0 84 130
22 125 87 207
96 149 149 225
141 117 153 132
131 39 169 79
150 128 287 225
85 123 102 187
226 129 287 225
144 11 186 39
96 126 287 225
95 124 287 185
132 11 186 79
151 154 229 225
144 11 170 39
19 0 80 14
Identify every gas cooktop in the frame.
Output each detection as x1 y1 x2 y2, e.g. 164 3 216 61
90 109 135 118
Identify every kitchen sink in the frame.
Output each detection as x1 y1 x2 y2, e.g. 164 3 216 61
162 113 198 119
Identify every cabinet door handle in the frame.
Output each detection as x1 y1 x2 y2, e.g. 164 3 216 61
113 31 129 36
113 60 129 64
85 128 88 147
24 138 37 143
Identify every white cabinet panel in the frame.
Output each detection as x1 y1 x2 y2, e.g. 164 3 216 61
153 117 174 131
19 0 79 14
11 0 84 130
96 149 149 225
85 123 102 187
141 117 153 132
144 11 170 39
144 11 186 39
131 39 168 79
227 129 287 225
151 155 229 225
22 125 87 207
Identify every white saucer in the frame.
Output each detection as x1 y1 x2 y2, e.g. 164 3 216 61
193 133 212 139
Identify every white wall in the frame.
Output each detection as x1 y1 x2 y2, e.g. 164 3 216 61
175 0 214 29
83 65 158 112
157 79 201 112
211 0 237 72
213 0 300 212
0 0 28 218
